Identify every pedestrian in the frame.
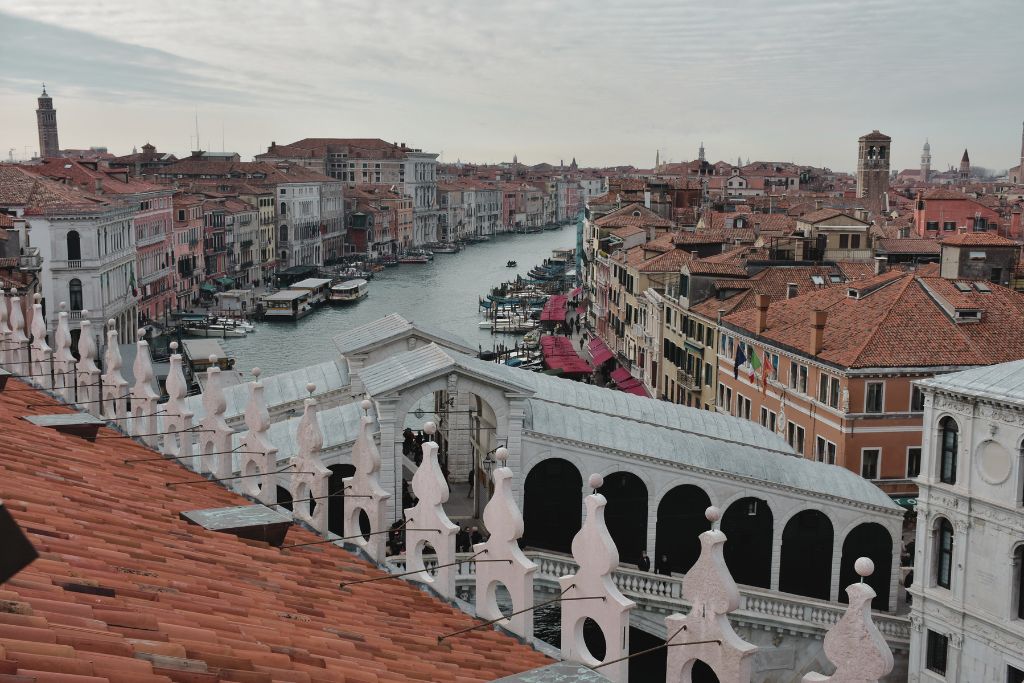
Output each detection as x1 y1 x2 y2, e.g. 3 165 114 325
655 553 672 576
466 467 475 498
903 569 914 606
637 550 651 572
470 526 483 545
456 526 471 553
579 336 585 350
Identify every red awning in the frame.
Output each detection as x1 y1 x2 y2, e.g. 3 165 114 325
541 335 579 357
610 367 632 383
544 354 592 375
588 337 614 365
617 377 650 397
539 295 569 323
570 287 582 297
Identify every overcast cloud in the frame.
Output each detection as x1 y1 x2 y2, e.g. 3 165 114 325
1 0 1021 171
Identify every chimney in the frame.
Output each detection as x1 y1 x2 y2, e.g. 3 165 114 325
810 309 827 355
786 282 798 299
1012 207 1022 239
815 199 824 210
873 256 887 275
755 294 770 333
94 178 103 194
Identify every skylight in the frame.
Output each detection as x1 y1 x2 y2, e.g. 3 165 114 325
954 282 972 292
974 282 992 293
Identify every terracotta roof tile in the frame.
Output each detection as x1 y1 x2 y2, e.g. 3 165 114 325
940 232 1019 246
0 383 550 683
874 238 941 254
594 203 673 229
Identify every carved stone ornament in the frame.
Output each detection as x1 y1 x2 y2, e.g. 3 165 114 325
558 473 634 683
199 355 234 477
101 320 128 420
404 422 458 598
161 342 196 462
53 305 75 400
238 368 278 504
802 558 894 683
342 398 390 561
29 300 52 389
474 446 537 641
75 316 100 413
289 383 331 535
130 329 160 445
666 506 756 683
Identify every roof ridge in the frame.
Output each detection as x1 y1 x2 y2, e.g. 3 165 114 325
844 274 918 367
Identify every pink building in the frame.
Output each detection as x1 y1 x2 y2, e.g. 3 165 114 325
172 193 205 311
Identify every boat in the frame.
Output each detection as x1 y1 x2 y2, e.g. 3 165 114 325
329 278 369 304
288 278 333 306
214 317 255 333
432 243 461 254
398 254 429 264
506 260 517 267
182 323 247 338
260 290 314 320
522 329 541 349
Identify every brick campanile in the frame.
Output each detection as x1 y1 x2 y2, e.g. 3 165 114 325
36 84 60 159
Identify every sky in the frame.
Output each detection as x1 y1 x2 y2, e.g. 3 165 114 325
1 0 1022 172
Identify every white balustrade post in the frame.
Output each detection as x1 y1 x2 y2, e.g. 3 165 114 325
29 295 52 389
161 341 196 463
343 398 390 561
404 421 458 599
559 473 634 683
53 304 75 402
130 330 159 446
802 558 894 683
474 446 537 641
101 319 128 420
199 354 234 477
665 506 757 683
8 291 28 373
238 368 278 504
289 383 330 534
75 315 100 415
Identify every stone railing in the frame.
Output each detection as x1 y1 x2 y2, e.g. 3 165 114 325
387 549 910 646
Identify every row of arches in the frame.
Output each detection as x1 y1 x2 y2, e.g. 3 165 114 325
522 458 894 610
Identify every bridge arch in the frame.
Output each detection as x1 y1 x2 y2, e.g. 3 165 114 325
655 484 712 574
839 522 893 611
523 457 582 553
597 471 648 565
720 496 773 588
779 509 834 600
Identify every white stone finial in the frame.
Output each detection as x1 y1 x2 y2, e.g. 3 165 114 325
475 462 537 640
360 398 372 414
288 387 330 533
209 354 218 364
802 567 894 683
588 473 603 490
558 488 634 681
495 446 509 463
665 510 757 683
33 293 41 303
107 318 115 329
855 557 875 579
161 335 196 461
306 382 316 395
59 301 67 311
137 327 145 338
404 438 458 598
423 420 436 435
252 366 261 378
169 340 178 352
101 323 128 420
237 370 277 504
342 410 390 559
130 334 160 444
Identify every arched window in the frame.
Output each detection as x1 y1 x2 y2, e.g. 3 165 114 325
66 230 81 260
1014 545 1024 621
939 417 958 484
280 202 287 215
68 278 83 311
935 518 954 589
279 225 288 243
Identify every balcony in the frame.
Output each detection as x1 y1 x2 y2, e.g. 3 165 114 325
136 232 166 248
677 369 700 391
68 310 84 321
140 265 173 286
18 250 42 271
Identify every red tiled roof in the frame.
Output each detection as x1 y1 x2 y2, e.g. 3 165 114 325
0 382 550 682
798 208 863 224
875 238 941 254
594 203 673 229
0 166 110 215
0 213 13 228
684 259 748 277
638 248 691 272
940 232 1019 247
724 271 1024 368
692 265 841 317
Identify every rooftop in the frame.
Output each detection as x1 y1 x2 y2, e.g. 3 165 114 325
0 380 550 682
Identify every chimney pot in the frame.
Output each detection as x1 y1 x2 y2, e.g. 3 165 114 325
755 294 770 333
786 282 798 299
873 256 887 275
810 309 827 355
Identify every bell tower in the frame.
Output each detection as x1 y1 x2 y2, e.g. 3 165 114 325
856 130 891 209
36 84 60 159
959 149 970 182
920 139 931 182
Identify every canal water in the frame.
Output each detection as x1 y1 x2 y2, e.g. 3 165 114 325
224 226 576 375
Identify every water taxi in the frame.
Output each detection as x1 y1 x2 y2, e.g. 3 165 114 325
260 290 314 320
329 278 369 304
288 278 333 306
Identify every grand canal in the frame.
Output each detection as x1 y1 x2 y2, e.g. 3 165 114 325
225 226 576 375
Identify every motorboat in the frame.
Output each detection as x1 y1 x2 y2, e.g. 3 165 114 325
182 323 247 338
398 254 429 264
214 317 255 333
329 278 369 304
432 243 461 254
506 260 518 267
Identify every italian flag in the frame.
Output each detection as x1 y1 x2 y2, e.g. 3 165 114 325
747 348 761 383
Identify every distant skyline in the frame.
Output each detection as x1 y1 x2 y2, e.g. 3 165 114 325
1 0 1022 172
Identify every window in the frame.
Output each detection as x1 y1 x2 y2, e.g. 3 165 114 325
907 447 922 478
760 407 777 432
787 422 805 455
737 394 751 420
1014 545 1024 620
851 234 861 249
865 382 884 413
861 449 880 479
943 221 956 231
1009 665 1024 683
926 630 948 675
926 220 939 231
68 278 83 311
939 417 958 484
816 437 837 464
936 518 954 589
819 374 840 408
911 385 925 412
839 234 849 248
789 361 808 394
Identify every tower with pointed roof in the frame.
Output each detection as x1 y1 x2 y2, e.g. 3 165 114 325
36 84 60 159
959 148 970 182
921 139 931 182
698 141 705 162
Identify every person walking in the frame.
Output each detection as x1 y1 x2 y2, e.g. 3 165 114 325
637 550 651 572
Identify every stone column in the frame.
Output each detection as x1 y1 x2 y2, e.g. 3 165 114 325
830 532 844 603
375 397 401 523
770 520 785 591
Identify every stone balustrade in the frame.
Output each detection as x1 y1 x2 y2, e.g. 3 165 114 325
386 549 910 645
